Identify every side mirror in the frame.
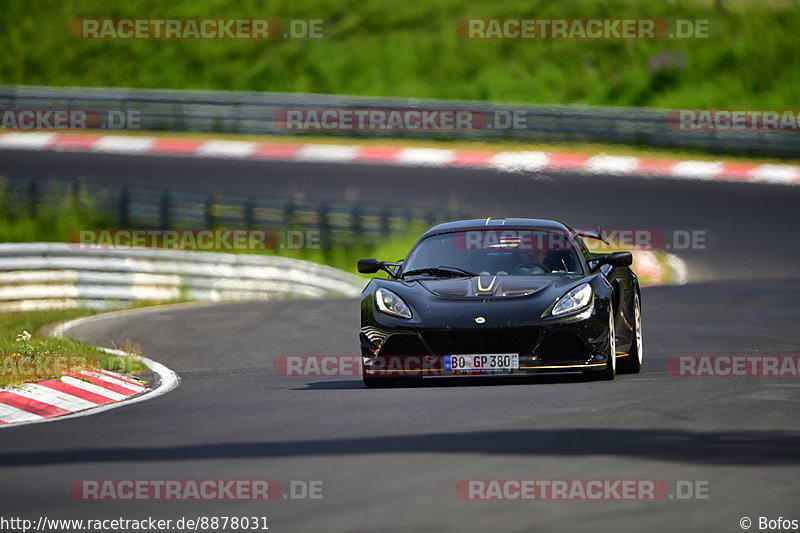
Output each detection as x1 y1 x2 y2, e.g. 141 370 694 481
606 251 633 267
591 251 633 271
358 258 402 277
590 251 633 271
357 258 381 274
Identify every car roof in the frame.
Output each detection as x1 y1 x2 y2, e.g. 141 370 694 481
419 218 575 239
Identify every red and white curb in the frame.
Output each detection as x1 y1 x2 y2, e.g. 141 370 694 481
0 368 146 425
0 313 180 429
1 132 798 186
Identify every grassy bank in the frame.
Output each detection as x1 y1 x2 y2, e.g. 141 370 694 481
0 309 145 388
2 0 798 109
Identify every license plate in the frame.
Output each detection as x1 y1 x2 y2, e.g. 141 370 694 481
444 354 519 372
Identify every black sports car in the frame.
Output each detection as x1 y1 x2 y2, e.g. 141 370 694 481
357 218 642 387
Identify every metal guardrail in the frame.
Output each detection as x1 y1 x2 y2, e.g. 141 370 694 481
0 174 463 311
1 85 797 158
0 243 366 312
0 174 459 310
1 174 459 249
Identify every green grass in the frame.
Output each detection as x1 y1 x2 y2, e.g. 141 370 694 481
1 0 798 109
0 179 115 243
0 309 146 388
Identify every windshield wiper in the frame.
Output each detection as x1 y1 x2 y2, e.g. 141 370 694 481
402 265 477 278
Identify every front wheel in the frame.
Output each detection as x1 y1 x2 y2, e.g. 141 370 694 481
618 293 643 374
586 303 616 381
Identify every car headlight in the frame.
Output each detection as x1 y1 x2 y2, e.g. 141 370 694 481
375 288 412 319
550 283 593 317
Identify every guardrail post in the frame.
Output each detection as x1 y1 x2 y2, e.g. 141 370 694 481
205 193 214 227
27 179 39 218
284 199 295 228
1 177 8 218
70 181 80 203
244 196 255 228
351 204 363 242
318 204 331 251
160 191 171 228
118 187 130 226
378 207 392 240
424 208 437 228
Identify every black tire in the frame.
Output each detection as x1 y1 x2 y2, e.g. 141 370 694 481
618 293 643 374
585 302 616 381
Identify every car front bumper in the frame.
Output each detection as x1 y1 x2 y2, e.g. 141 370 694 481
360 319 614 378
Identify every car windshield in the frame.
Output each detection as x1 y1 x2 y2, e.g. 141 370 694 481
402 228 584 277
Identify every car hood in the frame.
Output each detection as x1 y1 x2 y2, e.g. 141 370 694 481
419 275 560 298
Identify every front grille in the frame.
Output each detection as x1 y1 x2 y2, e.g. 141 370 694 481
422 329 538 356
379 334 430 356
536 332 590 361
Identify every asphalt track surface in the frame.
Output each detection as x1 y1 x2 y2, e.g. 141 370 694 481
1 148 800 532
